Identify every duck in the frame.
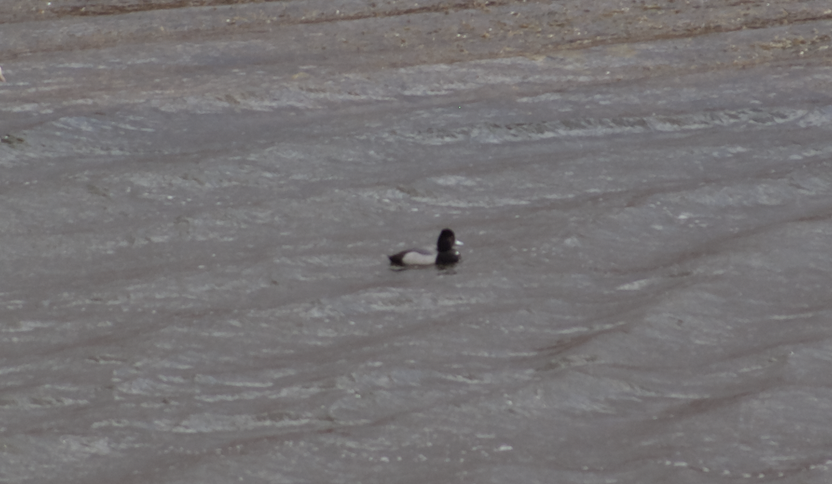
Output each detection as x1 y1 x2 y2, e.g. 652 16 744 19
388 228 462 266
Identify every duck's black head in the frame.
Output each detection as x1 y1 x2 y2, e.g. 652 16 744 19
437 228 457 253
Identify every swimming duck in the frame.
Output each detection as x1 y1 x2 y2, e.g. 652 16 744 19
388 228 462 266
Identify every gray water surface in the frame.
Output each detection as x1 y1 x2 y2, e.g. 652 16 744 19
2 1 832 483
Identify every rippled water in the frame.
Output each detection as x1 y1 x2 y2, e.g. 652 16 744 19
2 1 832 483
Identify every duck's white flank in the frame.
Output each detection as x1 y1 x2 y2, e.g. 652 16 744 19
400 250 439 265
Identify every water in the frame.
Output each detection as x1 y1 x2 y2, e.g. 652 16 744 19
2 1 832 483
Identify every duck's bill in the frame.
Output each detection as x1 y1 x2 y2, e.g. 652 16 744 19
454 240 463 246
